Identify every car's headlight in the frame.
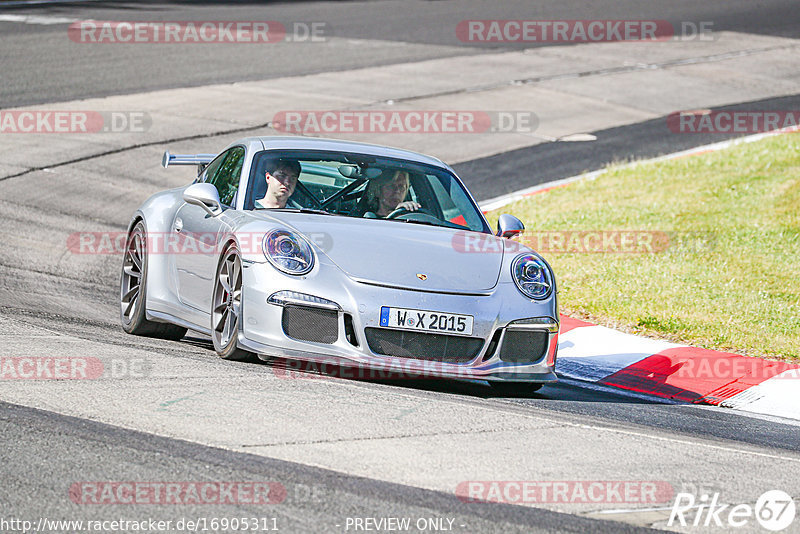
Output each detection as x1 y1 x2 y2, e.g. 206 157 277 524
511 253 553 300
262 230 314 275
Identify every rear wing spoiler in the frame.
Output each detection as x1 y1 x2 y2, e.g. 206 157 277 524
161 150 217 174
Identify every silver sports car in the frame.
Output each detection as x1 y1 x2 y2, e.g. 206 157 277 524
120 137 558 393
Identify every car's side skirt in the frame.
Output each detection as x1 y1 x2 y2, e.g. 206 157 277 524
147 309 212 336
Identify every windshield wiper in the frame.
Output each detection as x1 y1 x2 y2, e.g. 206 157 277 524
271 208 340 216
389 218 452 229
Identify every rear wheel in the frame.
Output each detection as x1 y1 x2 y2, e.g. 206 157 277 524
120 221 187 340
489 382 544 396
211 243 255 361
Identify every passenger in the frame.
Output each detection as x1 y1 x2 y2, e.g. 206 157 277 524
256 159 301 209
353 170 421 218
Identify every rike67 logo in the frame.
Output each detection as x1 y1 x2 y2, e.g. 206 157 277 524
669 490 796 531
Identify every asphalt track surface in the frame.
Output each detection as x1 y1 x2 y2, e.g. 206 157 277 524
1 400 653 534
1 1 800 533
454 93 800 200
1 0 799 107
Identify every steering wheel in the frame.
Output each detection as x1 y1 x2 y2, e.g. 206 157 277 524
385 206 437 219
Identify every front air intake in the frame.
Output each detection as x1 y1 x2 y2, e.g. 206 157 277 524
498 330 549 364
364 327 483 363
281 306 338 344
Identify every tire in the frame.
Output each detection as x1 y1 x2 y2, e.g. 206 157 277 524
120 221 187 340
211 243 256 361
489 382 544 396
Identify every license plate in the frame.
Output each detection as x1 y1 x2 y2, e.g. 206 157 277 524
380 306 474 336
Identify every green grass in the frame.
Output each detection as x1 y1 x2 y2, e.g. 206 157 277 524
486 134 800 362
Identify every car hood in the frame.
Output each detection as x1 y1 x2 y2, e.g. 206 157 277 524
262 213 505 293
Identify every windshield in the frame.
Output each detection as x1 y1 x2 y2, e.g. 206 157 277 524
244 149 491 233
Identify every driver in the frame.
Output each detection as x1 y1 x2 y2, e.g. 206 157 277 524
354 170 421 218
256 158 301 209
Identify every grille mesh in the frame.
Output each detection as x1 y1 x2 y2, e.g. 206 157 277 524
281 306 338 344
499 330 549 364
364 327 483 363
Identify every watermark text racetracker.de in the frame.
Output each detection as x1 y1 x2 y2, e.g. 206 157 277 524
456 20 714 42
0 111 150 134
0 517 280 533
0 357 152 380
674 357 799 383
270 357 528 381
452 230 718 254
668 110 800 134
68 231 334 255
68 20 329 43
70 481 286 505
68 230 716 256
457 480 674 505
271 110 538 134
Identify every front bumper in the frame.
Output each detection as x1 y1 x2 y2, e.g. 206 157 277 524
239 260 558 383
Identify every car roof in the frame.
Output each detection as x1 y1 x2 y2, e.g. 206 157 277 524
235 136 452 171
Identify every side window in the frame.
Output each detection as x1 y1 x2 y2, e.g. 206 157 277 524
207 146 245 206
429 173 484 231
201 153 226 185
428 173 457 216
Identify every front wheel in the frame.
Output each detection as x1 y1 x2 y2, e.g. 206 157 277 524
120 221 187 340
211 243 256 361
489 382 544 396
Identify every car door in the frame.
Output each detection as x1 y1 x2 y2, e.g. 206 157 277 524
173 146 245 312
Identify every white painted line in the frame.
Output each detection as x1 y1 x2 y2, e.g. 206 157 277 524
558 133 597 142
0 0 92 6
480 124 800 212
480 169 604 212
0 14 77 25
575 421 800 464
592 505 675 515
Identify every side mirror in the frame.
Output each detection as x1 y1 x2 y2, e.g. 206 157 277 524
183 183 222 216
338 164 359 178
496 214 524 238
